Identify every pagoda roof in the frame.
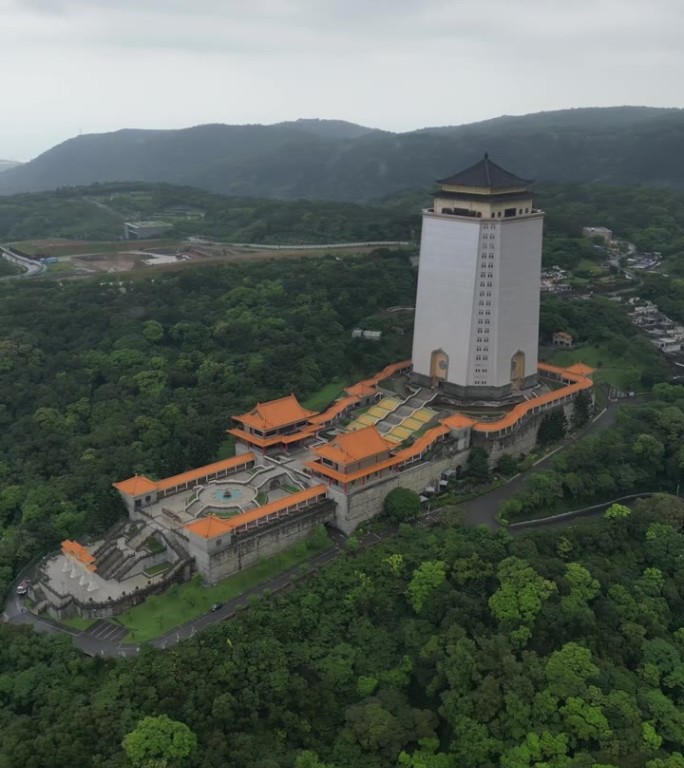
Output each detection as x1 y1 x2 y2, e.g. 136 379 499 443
313 425 394 466
437 154 531 190
227 425 316 449
113 474 158 496
185 516 234 539
234 394 316 431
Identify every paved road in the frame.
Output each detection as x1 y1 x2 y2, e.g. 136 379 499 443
0 245 44 278
459 398 624 528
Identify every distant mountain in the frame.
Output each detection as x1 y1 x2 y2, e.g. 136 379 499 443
0 160 21 173
1 108 684 201
273 118 380 140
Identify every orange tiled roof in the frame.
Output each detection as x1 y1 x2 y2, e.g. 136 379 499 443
155 453 256 491
227 425 317 448
234 394 315 431
538 361 592 382
395 425 449 463
380 359 412 377
564 362 595 377
344 359 411 398
185 485 328 538
184 516 234 539
440 413 477 430
309 395 359 425
312 425 394 466
473 376 593 434
345 381 377 397
306 424 449 484
112 474 158 496
306 455 402 484
62 540 96 571
113 453 255 497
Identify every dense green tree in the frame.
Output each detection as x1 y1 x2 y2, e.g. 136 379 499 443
383 488 421 524
407 560 447 613
122 715 197 768
537 409 568 448
466 447 490 483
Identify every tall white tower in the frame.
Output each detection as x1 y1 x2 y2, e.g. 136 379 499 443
411 155 544 400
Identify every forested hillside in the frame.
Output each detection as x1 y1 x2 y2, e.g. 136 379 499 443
0 183 418 243
5 178 684 258
2 107 684 200
3 496 684 767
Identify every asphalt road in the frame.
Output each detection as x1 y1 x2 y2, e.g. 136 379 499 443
459 398 624 528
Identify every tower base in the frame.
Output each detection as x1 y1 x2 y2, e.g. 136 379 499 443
410 371 538 402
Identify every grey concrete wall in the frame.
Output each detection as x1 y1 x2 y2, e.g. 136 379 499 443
338 451 469 533
473 401 575 463
192 501 336 584
126 550 171 578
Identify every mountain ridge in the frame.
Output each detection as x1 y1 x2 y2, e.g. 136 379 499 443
2 107 684 200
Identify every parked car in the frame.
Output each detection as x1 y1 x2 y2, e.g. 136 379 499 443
210 602 223 613
16 580 29 596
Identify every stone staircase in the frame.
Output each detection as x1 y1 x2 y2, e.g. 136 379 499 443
127 524 154 551
95 544 127 580
93 523 156 580
375 387 436 435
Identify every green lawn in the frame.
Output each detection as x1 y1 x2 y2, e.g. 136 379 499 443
548 344 641 391
302 377 350 411
117 533 331 643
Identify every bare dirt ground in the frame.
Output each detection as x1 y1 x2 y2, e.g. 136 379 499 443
25 241 398 278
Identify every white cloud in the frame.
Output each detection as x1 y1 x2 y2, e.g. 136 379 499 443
0 0 682 159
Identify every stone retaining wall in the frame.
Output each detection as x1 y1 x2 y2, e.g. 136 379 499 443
190 500 336 584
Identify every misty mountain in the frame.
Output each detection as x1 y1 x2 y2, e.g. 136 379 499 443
0 160 21 173
273 118 381 140
1 108 683 201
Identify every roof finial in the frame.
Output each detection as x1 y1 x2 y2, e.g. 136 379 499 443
484 152 489 160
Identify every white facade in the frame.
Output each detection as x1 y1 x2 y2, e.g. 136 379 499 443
412 208 544 391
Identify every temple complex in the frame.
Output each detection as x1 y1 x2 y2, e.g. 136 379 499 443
227 394 317 453
27 155 597 621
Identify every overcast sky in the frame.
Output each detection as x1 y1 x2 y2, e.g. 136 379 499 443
1 0 682 160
